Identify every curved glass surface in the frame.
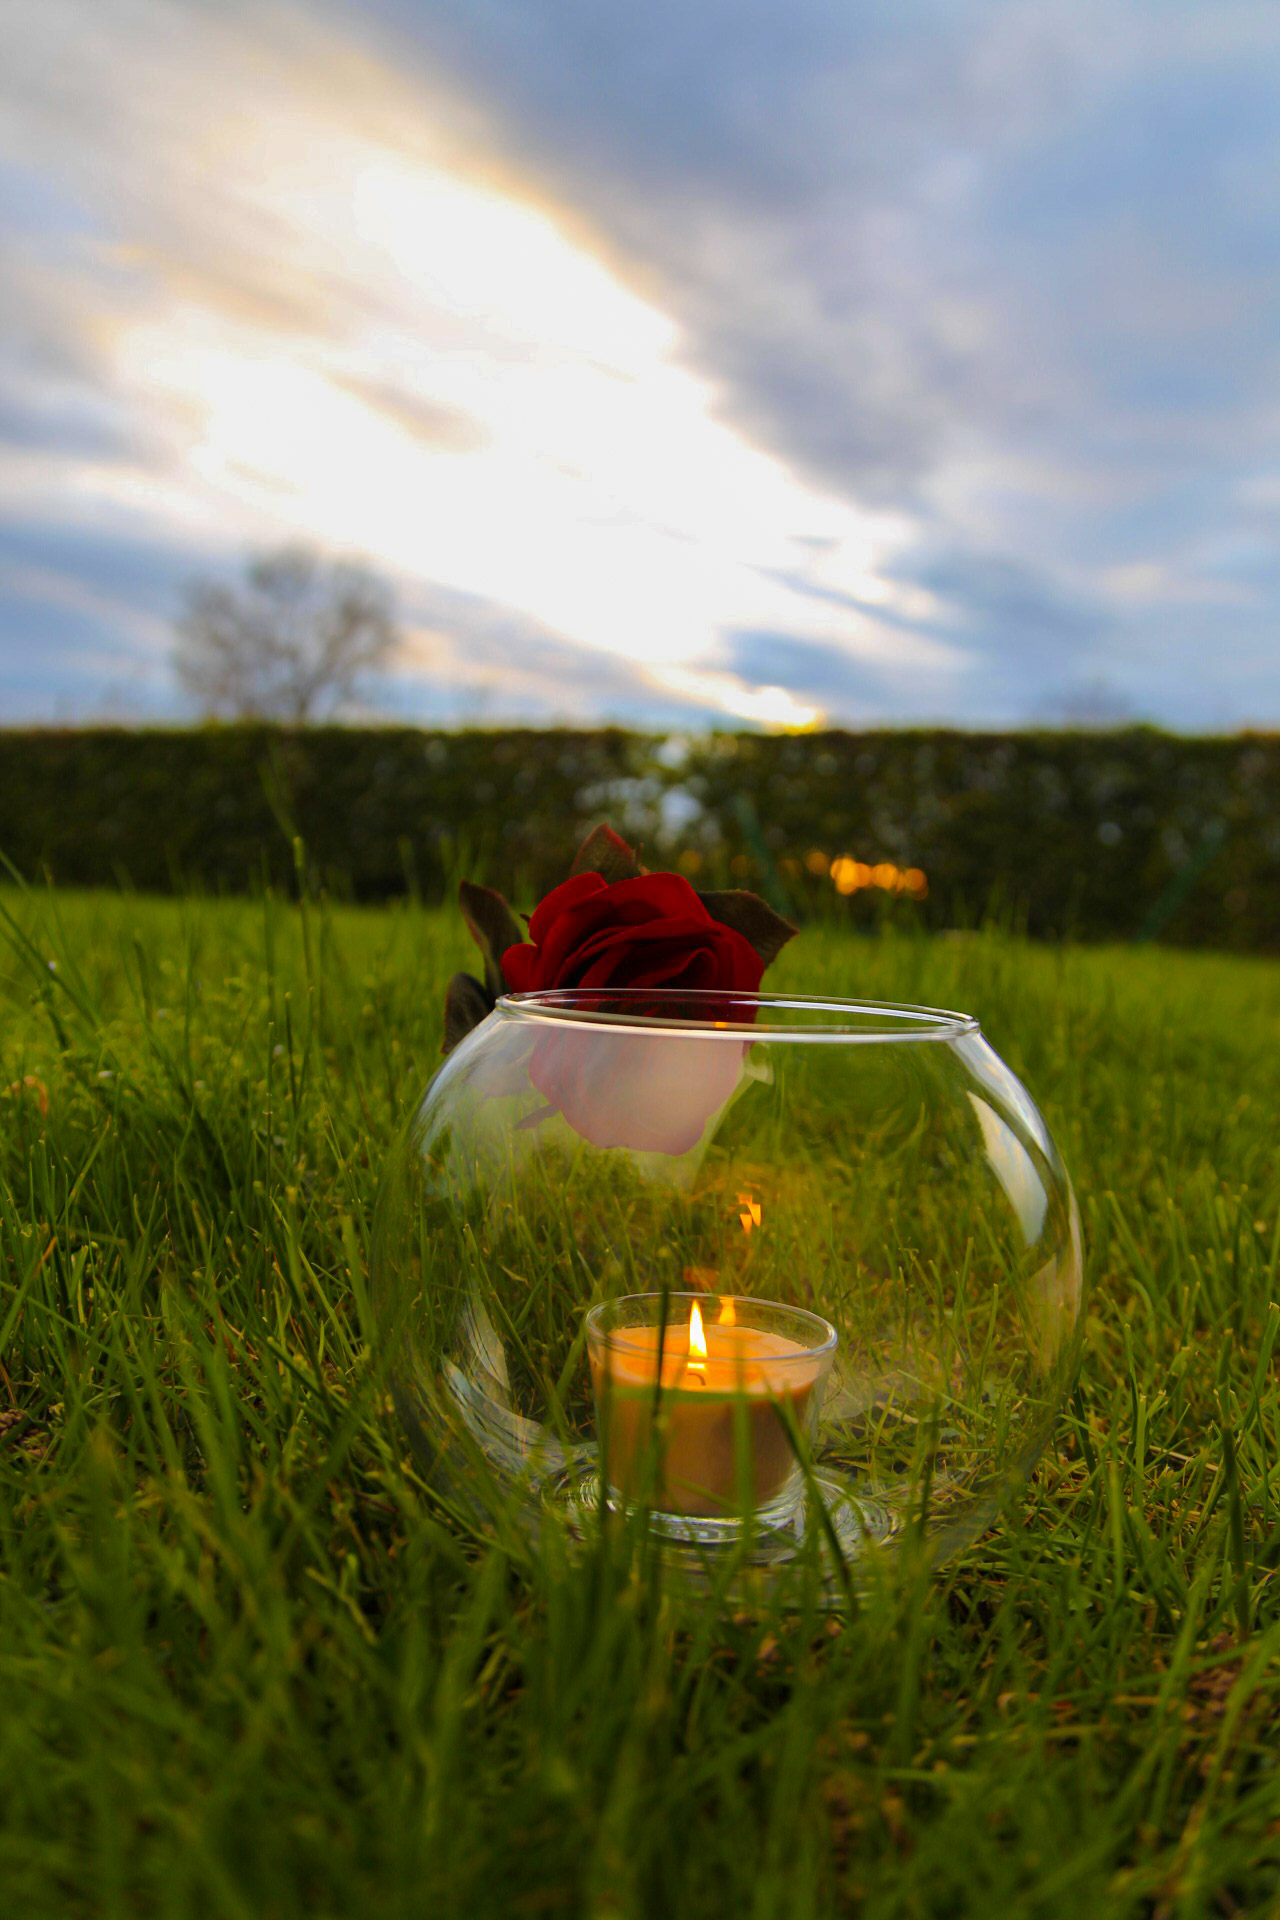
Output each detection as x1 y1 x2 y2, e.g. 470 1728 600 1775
373 991 1084 1597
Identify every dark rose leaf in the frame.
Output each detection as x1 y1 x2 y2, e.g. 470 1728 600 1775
459 880 525 998
697 890 798 969
568 824 642 884
442 971 494 1054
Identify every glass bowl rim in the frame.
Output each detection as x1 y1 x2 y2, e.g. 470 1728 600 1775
497 988 978 1042
585 1291 839 1362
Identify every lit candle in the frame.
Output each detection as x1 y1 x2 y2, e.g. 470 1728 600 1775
586 1293 837 1521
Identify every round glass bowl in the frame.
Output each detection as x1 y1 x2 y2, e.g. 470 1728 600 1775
373 991 1084 1598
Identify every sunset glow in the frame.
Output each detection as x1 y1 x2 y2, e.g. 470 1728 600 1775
0 6 940 724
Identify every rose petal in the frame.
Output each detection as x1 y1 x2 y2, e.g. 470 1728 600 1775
579 937 716 991
501 941 540 991
597 872 709 920
526 871 609 947
554 914 719 985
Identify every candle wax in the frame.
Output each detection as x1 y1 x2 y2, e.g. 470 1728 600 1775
591 1322 819 1518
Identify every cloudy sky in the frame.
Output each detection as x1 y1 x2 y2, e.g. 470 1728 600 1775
1 0 1277 730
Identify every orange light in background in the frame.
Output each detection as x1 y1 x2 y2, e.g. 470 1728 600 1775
804 848 829 876
738 1193 762 1233
718 1295 737 1327
829 856 868 894
829 855 928 899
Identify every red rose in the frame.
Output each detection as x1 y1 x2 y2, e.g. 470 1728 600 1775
502 871 762 1156
502 871 764 997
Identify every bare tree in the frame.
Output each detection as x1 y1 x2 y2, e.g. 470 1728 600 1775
174 547 400 722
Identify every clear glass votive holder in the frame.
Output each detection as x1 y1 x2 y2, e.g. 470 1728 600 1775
585 1292 838 1541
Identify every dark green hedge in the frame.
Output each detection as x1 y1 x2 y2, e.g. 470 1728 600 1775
0 727 650 901
2 725 1277 949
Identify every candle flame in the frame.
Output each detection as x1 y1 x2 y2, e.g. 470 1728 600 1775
688 1298 708 1362
718 1295 736 1327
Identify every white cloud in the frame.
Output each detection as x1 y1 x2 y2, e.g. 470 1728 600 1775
0 0 954 725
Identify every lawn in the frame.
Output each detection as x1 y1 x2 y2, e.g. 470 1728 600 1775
1 884 1278 1918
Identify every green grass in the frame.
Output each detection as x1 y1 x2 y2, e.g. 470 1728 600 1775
1 884 1278 1919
